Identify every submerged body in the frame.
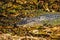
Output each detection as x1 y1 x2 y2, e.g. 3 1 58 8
15 13 60 26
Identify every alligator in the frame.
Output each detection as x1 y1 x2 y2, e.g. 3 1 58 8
15 13 60 27
0 13 60 27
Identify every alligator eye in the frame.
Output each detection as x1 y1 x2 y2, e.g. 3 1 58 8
14 24 17 27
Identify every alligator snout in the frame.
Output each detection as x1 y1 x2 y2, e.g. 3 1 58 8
15 14 60 26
